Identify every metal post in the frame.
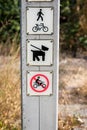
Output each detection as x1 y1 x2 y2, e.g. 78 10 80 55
21 0 59 129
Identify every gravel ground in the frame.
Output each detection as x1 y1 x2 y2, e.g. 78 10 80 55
59 57 87 129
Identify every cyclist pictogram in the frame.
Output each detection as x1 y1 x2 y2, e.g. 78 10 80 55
32 23 48 32
33 76 46 88
30 74 49 93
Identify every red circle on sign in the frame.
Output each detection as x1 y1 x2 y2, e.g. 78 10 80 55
30 74 49 93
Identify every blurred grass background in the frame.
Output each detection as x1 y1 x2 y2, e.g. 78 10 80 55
0 0 21 129
1 0 87 129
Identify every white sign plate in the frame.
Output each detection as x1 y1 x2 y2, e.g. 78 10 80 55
27 40 53 66
27 71 52 96
27 7 53 34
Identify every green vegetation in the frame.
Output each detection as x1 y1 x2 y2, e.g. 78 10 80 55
0 0 20 44
0 0 87 57
60 0 87 57
0 120 18 130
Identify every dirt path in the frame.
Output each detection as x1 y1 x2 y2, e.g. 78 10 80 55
59 57 87 129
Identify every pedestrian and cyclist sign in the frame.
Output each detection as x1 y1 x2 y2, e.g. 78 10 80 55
27 72 52 95
27 7 53 34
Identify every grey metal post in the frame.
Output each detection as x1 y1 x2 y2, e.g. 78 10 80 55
21 0 59 129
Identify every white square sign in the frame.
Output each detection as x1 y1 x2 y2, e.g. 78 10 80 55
26 7 53 34
27 71 52 96
27 40 53 66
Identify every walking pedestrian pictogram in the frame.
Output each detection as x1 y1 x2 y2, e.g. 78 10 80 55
37 9 44 21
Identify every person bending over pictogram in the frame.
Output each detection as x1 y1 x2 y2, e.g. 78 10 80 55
37 9 44 21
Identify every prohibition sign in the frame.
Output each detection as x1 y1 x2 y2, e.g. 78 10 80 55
30 74 49 93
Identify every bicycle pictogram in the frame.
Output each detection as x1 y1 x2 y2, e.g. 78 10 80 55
32 23 48 32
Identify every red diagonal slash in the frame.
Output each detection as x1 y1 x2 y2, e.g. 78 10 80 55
33 77 45 88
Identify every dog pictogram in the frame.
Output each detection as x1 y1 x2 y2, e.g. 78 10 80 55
31 44 49 61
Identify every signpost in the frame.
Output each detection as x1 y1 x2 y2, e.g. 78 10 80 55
21 0 59 129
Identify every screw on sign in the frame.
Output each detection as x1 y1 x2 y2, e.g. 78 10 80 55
30 74 49 93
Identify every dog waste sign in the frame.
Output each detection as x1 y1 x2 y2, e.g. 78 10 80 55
21 0 59 129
